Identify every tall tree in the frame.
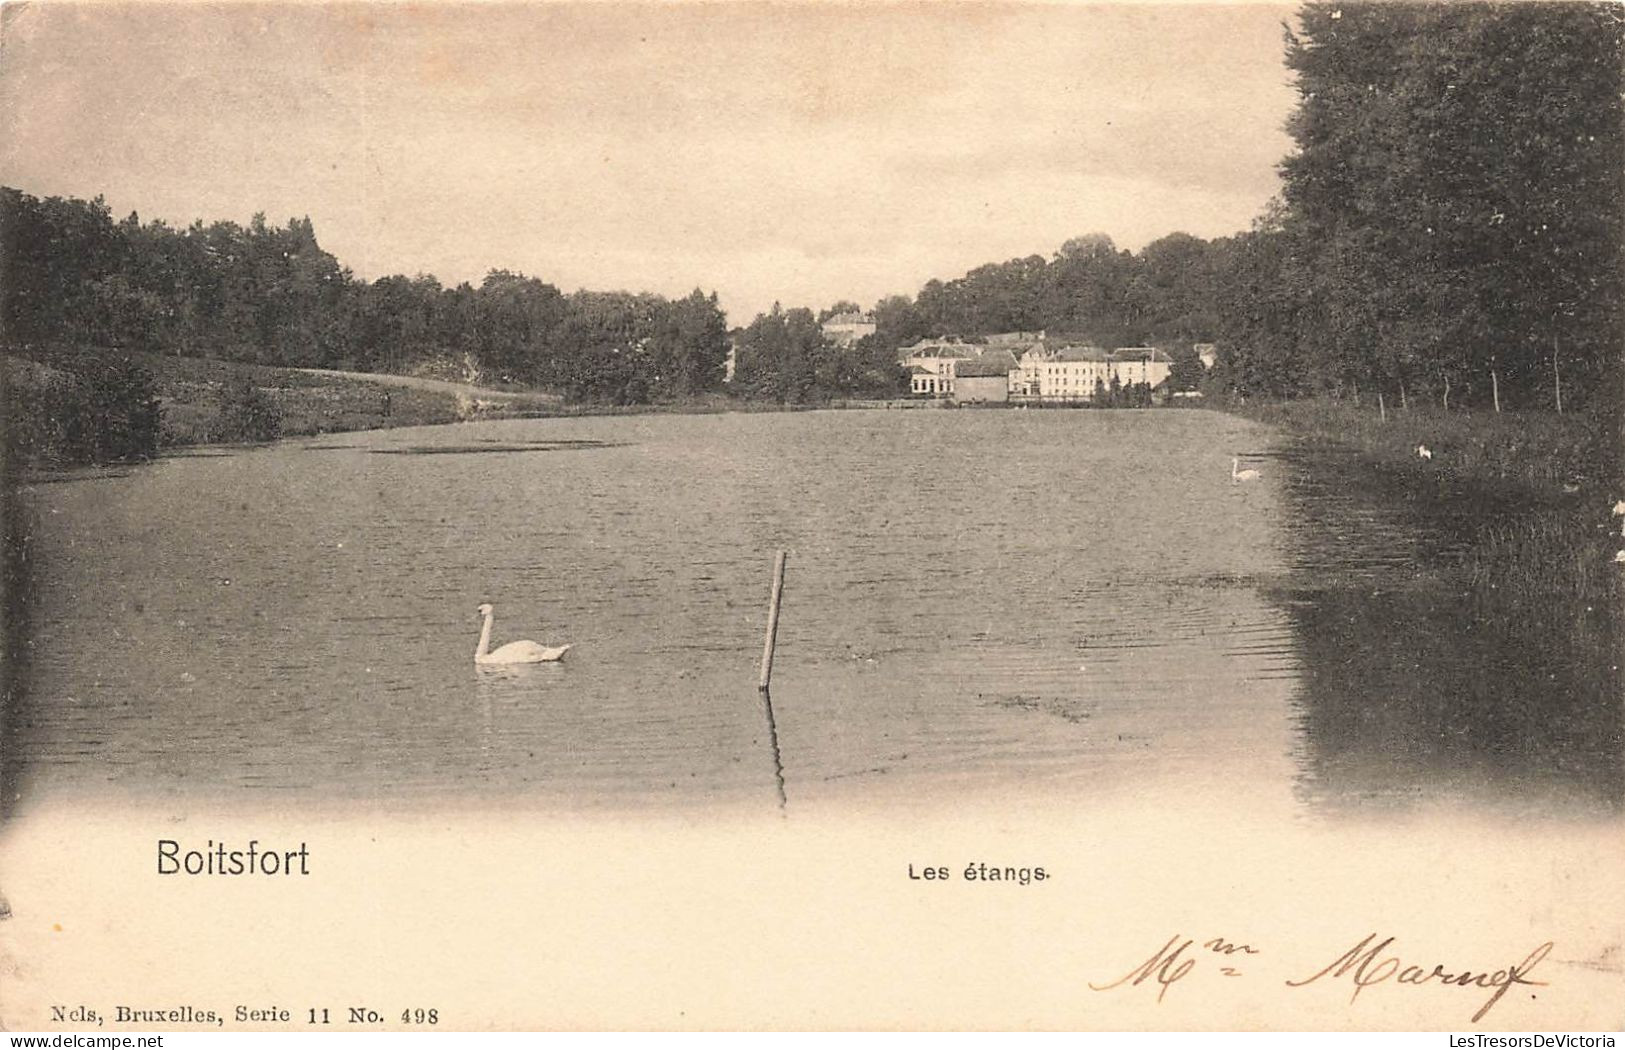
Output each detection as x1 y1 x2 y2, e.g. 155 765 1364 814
1275 1 1625 408
650 289 729 397
870 294 928 352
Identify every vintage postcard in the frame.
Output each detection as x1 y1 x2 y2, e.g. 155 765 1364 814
1 0 1621 1033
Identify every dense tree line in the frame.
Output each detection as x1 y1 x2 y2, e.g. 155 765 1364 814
729 305 908 403
839 230 1225 360
1228 1 1625 411
0 188 730 406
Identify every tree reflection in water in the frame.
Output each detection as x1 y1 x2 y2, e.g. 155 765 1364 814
1270 441 1622 816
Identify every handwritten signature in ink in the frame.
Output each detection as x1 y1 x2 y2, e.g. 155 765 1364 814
1089 932 1552 1024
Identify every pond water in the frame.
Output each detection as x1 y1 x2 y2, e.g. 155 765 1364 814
5 408 1618 819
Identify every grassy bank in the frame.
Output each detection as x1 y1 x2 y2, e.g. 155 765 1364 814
131 353 568 445
1228 396 1618 497
4 350 618 465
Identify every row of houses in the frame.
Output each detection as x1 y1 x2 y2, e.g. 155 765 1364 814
902 335 1192 402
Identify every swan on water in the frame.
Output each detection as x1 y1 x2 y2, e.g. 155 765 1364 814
475 603 571 664
1416 444 1433 460
1231 456 1261 483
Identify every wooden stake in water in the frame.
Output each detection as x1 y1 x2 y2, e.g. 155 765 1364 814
1492 367 1501 413
759 549 787 693
1378 390 1386 423
1553 338 1563 414
756 550 790 809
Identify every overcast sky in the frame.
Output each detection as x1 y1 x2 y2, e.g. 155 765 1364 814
0 2 1300 324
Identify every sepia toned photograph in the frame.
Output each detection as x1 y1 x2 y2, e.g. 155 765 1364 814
1 0 1621 1033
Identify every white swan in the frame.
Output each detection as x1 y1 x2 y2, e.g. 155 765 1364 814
1231 456 1261 483
1416 444 1433 460
475 603 570 665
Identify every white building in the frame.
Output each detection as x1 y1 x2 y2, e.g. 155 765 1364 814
821 311 877 346
1110 347 1175 390
900 339 980 397
1015 345 1174 400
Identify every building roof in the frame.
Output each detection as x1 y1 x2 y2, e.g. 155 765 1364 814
823 311 874 327
1111 347 1173 363
1050 346 1110 363
906 364 933 375
902 340 980 360
955 351 1020 377
1018 345 1182 365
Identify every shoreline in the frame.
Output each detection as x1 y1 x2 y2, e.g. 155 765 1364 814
1214 398 1621 690
5 348 961 471
8 347 1620 508
1214 396 1618 507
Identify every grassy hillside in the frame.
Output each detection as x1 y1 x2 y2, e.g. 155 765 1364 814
129 353 568 445
3 350 573 464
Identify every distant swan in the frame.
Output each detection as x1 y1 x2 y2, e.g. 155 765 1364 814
475 603 570 665
1231 456 1261 483
1416 444 1433 460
